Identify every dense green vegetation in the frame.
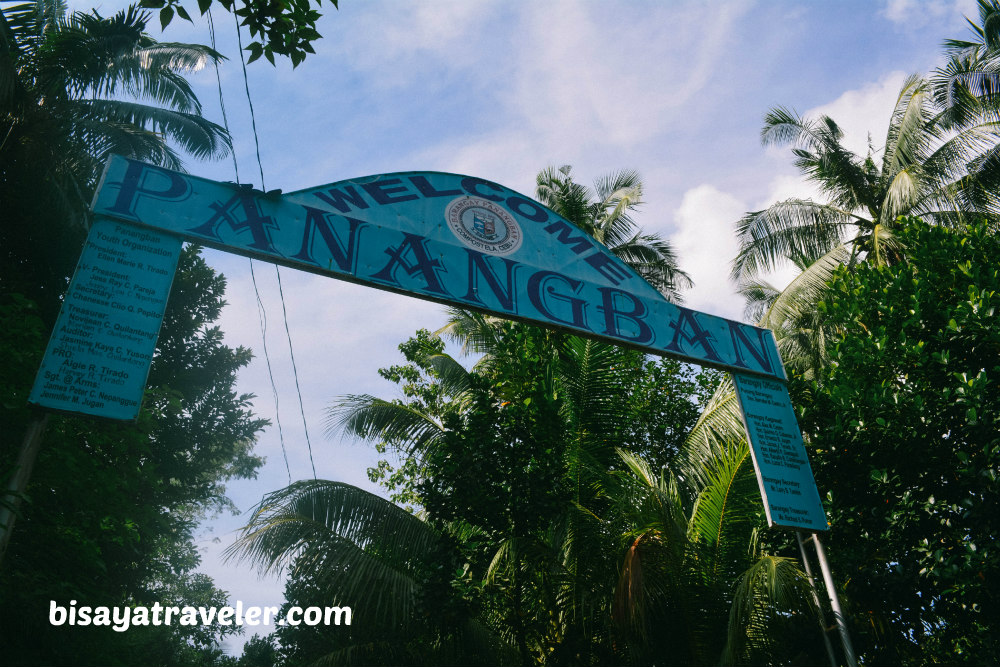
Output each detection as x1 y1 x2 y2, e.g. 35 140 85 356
229 4 1000 666
796 218 1000 664
1 2 264 665
231 320 826 665
5 0 1000 665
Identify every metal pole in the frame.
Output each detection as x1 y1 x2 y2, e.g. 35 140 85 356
811 532 857 667
797 531 838 667
0 414 50 569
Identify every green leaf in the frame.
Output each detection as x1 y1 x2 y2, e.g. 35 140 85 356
245 41 263 64
159 6 174 30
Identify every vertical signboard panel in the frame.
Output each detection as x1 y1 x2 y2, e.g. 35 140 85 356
733 373 827 531
28 218 182 420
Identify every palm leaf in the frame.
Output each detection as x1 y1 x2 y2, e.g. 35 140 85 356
681 376 747 491
737 279 781 323
731 199 857 282
325 393 445 455
226 479 438 628
721 555 815 665
686 439 756 559
883 75 933 177
75 98 230 160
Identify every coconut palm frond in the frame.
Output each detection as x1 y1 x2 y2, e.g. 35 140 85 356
760 243 850 331
686 438 757 555
883 75 934 175
76 98 230 160
533 165 690 299
721 555 815 665
681 377 746 490
737 278 781 324
226 480 438 628
423 352 473 398
436 307 506 358
325 394 445 454
731 199 855 282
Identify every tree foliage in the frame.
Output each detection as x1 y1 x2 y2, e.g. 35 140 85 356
1 0 230 322
733 74 1000 380
0 2 264 664
0 249 267 666
535 166 693 302
795 217 1000 665
232 311 828 666
139 0 335 67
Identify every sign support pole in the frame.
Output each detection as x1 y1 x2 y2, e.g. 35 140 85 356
0 414 50 569
809 532 857 667
796 531 837 667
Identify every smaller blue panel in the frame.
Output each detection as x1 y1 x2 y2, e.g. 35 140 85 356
733 373 828 531
28 218 181 420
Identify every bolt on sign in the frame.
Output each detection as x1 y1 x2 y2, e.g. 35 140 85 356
29 155 827 531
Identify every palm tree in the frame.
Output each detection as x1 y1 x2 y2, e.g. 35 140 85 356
612 447 818 666
729 74 1000 381
3 0 230 186
1 0 230 314
324 314 815 664
226 479 507 665
733 75 1000 291
535 165 693 302
330 320 637 663
934 0 1000 128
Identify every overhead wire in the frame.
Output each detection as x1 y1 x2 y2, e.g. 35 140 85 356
209 7 292 484
231 10 318 480
206 8 239 184
250 260 293 485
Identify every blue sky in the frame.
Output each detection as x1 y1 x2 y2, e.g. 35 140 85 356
74 0 979 654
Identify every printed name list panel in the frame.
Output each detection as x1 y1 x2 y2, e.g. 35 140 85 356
29 217 182 420
733 373 828 531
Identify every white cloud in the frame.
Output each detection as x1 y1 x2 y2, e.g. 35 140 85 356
669 162 831 324
882 0 978 29
672 184 746 320
804 70 909 159
509 1 750 149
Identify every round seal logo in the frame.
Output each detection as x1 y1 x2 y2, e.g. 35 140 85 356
445 196 523 256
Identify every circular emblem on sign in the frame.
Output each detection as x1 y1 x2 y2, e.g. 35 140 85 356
445 196 523 256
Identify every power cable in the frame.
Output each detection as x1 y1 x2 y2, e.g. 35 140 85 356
250 260 293 485
207 8 240 184
275 268 318 478
210 8 292 484
232 11 318 480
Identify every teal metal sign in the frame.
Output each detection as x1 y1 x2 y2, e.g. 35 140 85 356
89 156 785 380
733 373 828 530
28 218 181 420
29 156 826 531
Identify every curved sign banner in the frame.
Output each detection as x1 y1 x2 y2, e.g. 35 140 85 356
30 155 825 531
88 156 785 380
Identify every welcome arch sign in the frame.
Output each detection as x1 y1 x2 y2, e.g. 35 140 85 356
29 156 827 532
